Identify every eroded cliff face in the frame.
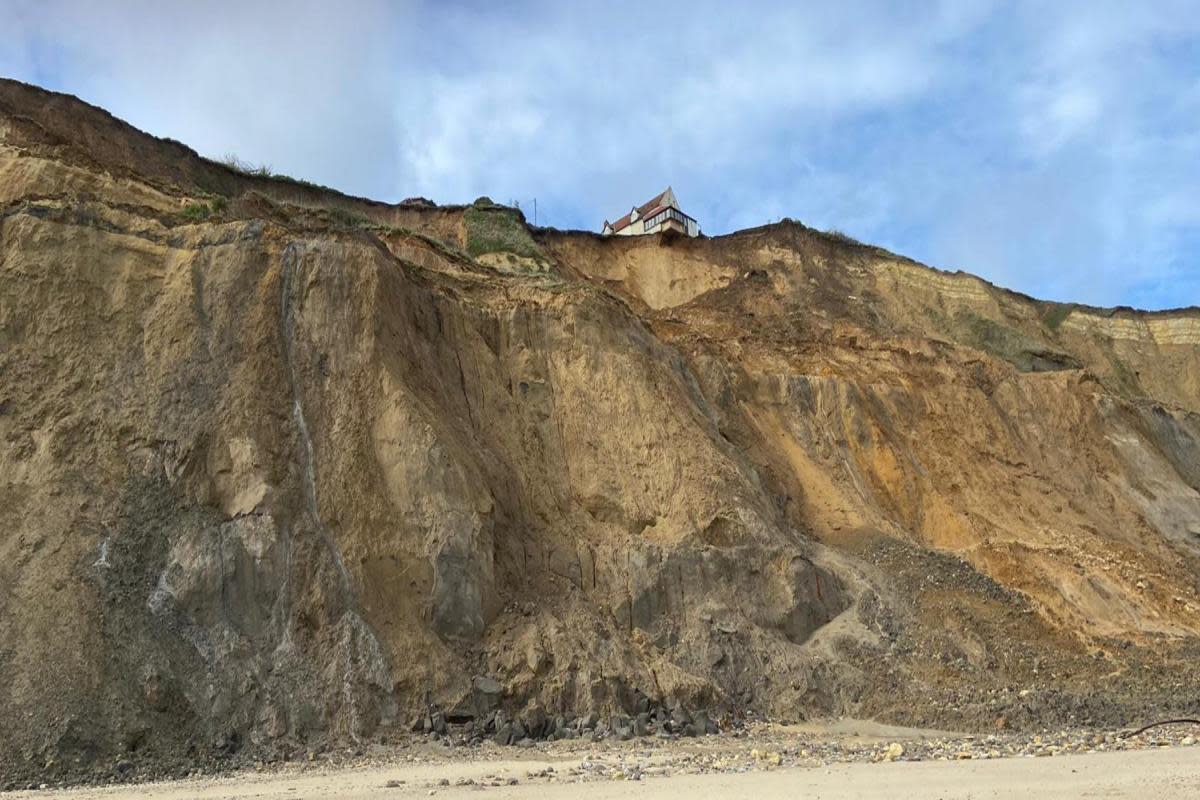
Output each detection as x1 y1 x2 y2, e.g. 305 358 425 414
1 79 1199 783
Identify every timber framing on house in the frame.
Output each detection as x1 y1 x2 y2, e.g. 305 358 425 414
602 187 699 237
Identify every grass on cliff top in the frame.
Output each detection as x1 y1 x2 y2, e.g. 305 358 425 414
217 152 333 193
180 196 227 222
821 228 863 246
220 153 275 178
464 200 547 264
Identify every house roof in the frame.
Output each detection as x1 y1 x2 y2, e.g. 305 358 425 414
605 188 671 233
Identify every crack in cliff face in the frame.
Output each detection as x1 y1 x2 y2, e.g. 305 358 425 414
279 242 354 596
279 242 394 737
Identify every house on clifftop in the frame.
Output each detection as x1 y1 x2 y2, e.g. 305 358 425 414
602 187 699 237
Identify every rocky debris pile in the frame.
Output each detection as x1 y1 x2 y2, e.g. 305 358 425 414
18 720 1197 793
383 722 1200 793
410 697 722 747
413 722 1200 790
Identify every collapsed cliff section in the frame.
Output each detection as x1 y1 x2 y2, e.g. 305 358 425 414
540 227 1200 639
542 226 1200 725
2 78 1200 785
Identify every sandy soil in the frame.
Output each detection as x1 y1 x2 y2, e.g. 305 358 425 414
3 747 1197 800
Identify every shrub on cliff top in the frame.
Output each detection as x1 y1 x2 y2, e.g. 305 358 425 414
464 204 543 261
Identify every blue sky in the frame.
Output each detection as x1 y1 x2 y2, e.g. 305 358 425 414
3 1 1198 310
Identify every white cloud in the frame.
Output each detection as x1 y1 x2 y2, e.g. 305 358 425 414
5 0 409 198
1 0 1196 308
1018 84 1103 156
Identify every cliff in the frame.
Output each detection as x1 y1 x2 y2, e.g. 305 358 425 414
2 78 1198 786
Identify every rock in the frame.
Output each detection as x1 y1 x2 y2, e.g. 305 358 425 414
547 715 565 739
385 779 404 788
471 676 503 712
521 705 547 738
752 749 782 766
213 731 241 756
141 668 170 712
883 742 905 762
671 707 692 730
115 759 134 774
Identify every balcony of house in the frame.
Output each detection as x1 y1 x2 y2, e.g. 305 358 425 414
643 206 697 234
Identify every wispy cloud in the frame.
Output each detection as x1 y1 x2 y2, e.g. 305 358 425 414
4 0 407 198
1 0 1196 309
